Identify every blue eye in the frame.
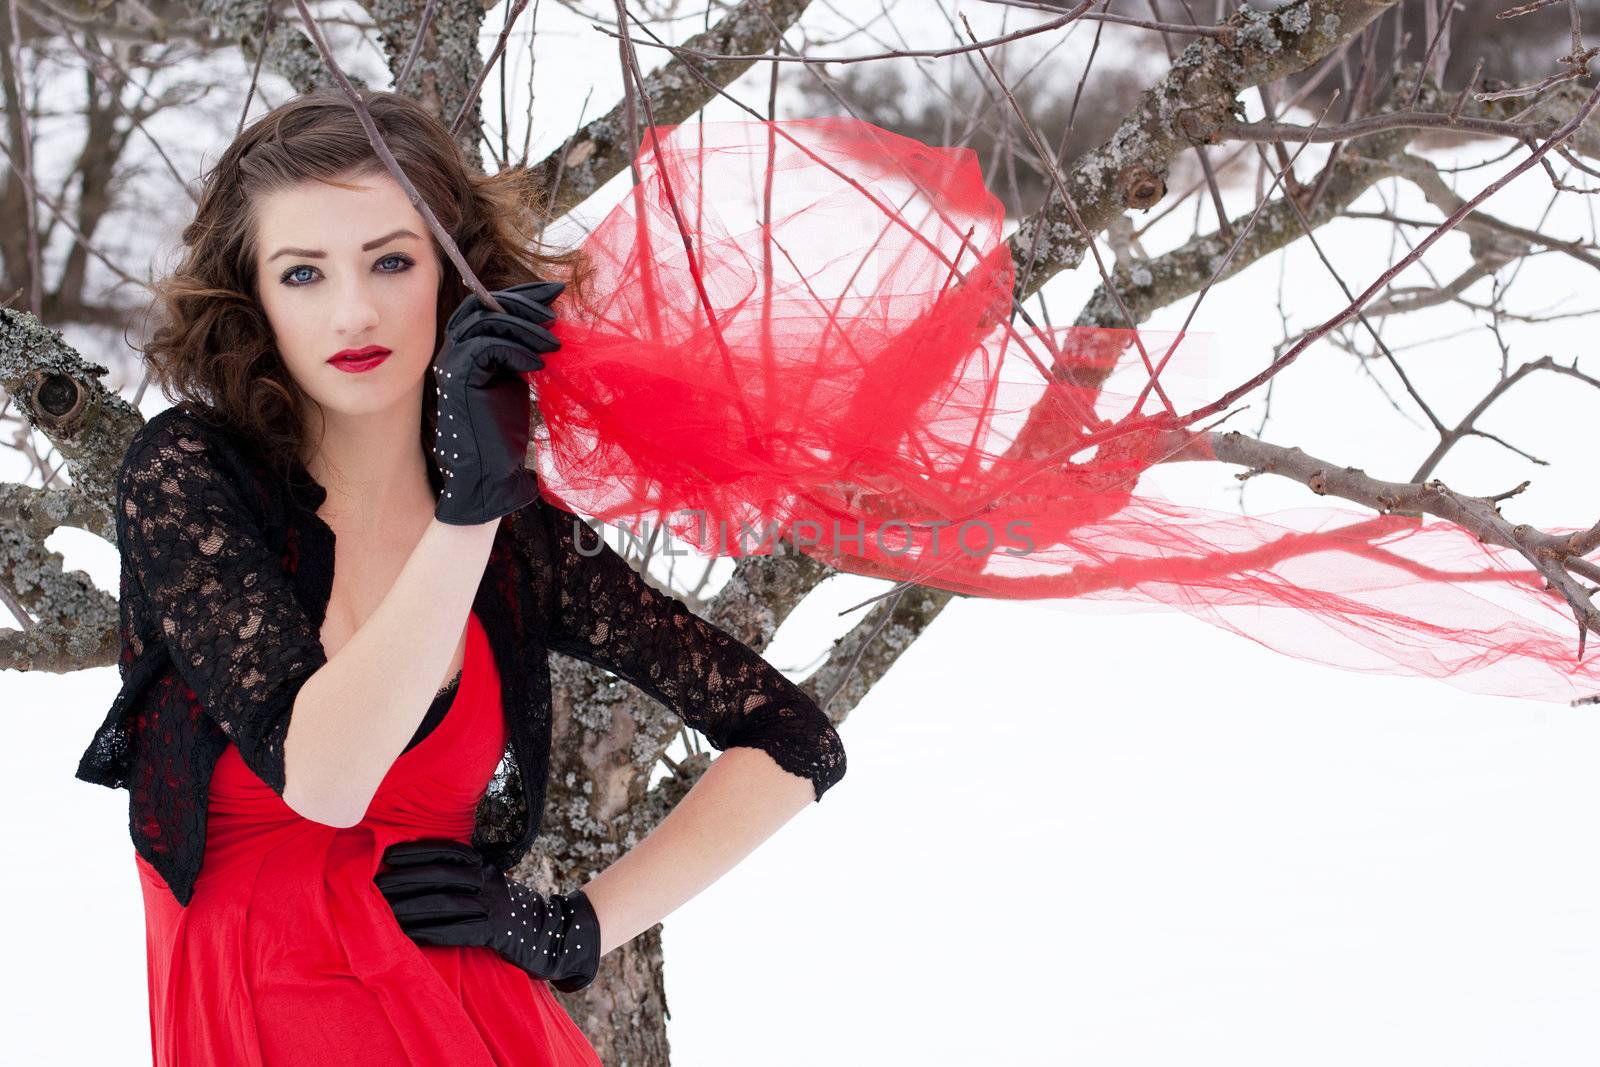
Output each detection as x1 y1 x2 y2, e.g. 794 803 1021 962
278 253 415 287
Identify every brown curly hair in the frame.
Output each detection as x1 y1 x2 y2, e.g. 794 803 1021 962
138 87 591 496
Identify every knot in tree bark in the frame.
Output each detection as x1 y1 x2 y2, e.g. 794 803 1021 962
26 370 89 434
1116 164 1165 210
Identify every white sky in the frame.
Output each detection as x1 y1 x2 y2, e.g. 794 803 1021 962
5 3 1600 1064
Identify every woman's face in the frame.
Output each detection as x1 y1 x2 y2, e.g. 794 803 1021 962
252 168 443 422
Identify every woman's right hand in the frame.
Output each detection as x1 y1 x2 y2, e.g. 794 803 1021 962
432 278 565 526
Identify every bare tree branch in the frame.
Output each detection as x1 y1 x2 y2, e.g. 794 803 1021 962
527 0 813 218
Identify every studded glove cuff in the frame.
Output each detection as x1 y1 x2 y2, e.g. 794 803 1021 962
375 838 602 992
432 279 564 526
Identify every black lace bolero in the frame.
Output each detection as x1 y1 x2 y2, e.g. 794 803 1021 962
75 405 846 906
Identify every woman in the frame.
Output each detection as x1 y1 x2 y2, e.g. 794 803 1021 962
75 89 846 1065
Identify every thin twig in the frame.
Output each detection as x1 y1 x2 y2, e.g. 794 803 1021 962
6 0 43 318
285 0 502 313
959 10 1174 413
449 0 534 139
1219 111 1536 144
1187 79 1600 426
590 4 1092 66
394 0 440 89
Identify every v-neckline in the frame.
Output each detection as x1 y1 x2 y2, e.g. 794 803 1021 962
285 448 468 703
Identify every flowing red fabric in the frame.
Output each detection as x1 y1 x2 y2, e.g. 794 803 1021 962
528 116 1598 705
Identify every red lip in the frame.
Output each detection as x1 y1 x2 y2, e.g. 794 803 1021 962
328 345 391 363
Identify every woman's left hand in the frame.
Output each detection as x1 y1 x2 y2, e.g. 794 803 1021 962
375 838 601 992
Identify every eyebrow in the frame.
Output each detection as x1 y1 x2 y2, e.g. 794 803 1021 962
267 228 423 262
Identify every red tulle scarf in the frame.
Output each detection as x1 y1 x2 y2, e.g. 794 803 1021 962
530 116 1598 705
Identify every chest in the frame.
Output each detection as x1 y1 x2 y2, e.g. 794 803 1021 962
316 526 469 692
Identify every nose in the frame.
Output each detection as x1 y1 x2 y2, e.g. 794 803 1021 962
328 274 381 340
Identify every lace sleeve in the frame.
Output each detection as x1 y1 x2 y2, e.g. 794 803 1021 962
535 500 846 802
116 415 328 796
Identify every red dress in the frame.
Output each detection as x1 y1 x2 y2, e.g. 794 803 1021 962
133 609 603 1066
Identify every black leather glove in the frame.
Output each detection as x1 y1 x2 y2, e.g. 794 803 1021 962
432 279 565 526
375 838 602 993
